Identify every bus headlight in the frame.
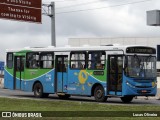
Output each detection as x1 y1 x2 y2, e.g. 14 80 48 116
126 81 136 88
152 81 157 88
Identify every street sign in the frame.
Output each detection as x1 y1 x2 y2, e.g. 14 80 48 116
0 0 42 23
0 4 41 23
0 0 41 8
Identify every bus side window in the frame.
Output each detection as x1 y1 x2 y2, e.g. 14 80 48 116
26 52 40 69
70 52 86 69
40 52 54 69
72 64 76 68
88 51 105 70
7 53 13 69
32 60 39 68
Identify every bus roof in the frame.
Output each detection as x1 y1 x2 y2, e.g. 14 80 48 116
6 44 156 54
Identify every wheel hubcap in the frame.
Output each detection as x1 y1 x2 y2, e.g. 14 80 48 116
96 89 103 98
36 87 40 95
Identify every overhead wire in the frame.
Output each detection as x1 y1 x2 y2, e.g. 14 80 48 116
42 0 74 5
56 0 154 14
56 0 110 9
43 0 79 3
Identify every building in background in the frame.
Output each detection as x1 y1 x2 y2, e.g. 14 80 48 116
69 37 160 47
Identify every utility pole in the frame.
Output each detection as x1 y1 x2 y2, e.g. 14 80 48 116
42 2 56 47
51 2 56 47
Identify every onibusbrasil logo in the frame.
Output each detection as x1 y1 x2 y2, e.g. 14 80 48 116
1 112 42 118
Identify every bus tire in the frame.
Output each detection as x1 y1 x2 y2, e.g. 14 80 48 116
94 85 107 102
33 82 44 98
58 94 71 99
121 96 133 103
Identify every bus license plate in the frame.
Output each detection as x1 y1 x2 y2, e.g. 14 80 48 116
141 90 147 93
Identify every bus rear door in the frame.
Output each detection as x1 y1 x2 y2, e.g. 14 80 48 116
107 55 123 96
13 56 25 90
55 55 68 93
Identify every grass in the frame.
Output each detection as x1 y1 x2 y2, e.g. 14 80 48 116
0 97 160 119
0 97 160 111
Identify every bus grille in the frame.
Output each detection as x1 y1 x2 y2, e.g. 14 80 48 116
135 86 152 88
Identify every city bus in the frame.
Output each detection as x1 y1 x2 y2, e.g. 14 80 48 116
4 45 157 103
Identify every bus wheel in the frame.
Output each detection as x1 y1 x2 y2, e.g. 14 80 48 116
58 94 71 99
94 85 107 102
121 96 133 103
33 83 43 98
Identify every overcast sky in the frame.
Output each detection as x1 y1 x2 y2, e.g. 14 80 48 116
0 0 160 60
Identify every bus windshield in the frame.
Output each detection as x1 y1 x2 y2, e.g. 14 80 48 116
125 55 156 78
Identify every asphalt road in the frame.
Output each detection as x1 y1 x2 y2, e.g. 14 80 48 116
0 88 160 105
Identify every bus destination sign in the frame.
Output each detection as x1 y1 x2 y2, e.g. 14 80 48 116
0 0 42 23
126 47 156 54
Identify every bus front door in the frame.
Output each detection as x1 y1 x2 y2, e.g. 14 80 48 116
108 55 123 96
14 56 25 90
55 56 68 93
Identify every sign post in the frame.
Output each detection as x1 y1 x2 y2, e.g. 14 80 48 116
0 0 42 23
42 2 56 46
51 2 56 47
